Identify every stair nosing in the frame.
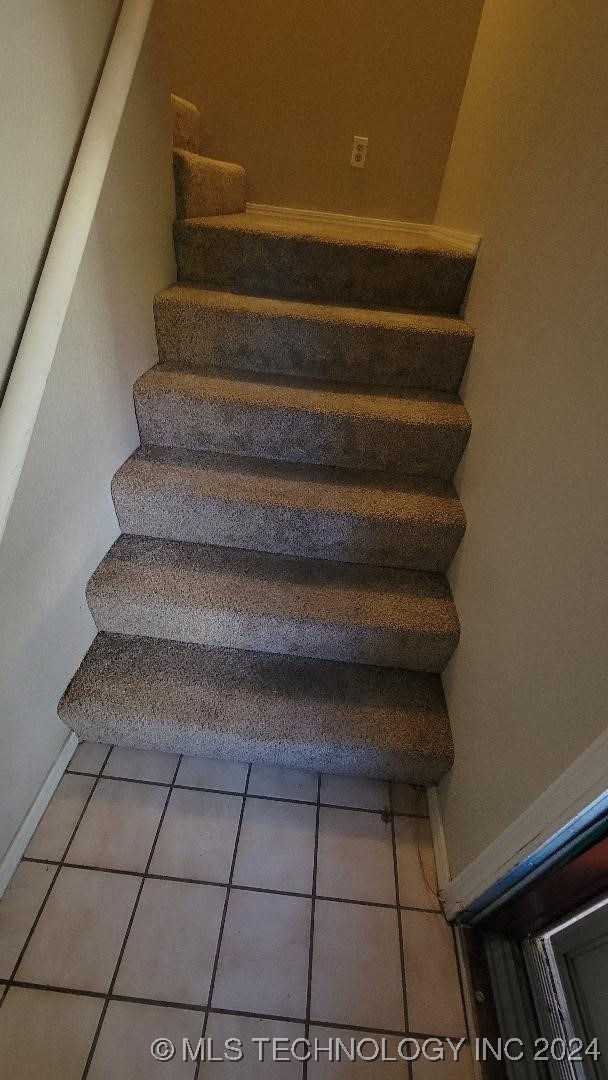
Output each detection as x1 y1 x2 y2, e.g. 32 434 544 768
175 211 474 260
60 630 451 738
154 282 475 335
135 363 471 429
113 446 466 525
87 535 459 637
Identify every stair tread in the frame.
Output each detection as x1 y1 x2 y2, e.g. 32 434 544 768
114 445 465 526
185 211 471 258
174 212 475 315
154 284 473 394
155 283 475 334
136 364 470 429
89 535 458 636
59 632 453 783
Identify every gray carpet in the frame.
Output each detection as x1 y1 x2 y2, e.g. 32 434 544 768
59 94 476 783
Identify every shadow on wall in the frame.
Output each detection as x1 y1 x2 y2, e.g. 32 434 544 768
434 0 608 878
0 7 175 868
0 0 123 402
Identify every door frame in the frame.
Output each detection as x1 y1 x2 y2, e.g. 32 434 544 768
436 727 608 925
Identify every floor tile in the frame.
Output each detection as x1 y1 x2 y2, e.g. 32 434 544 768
395 817 440 911
316 807 396 905
25 773 95 860
66 778 167 872
0 986 103 1080
87 999 202 1079
320 775 390 812
204 1012 305 1077
402 911 466 1037
212 889 311 1018
114 878 226 1005
233 797 317 894
176 754 249 793
149 788 242 882
412 1041 472 1079
391 782 428 817
0 861 55 977
310 899 404 1032
249 763 318 802
308 1027 407 1077
16 866 140 992
68 740 110 774
103 746 179 783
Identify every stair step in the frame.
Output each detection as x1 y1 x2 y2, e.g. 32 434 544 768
173 149 247 220
174 212 475 314
153 285 474 392
59 632 454 784
87 535 459 671
171 93 200 154
112 446 465 571
134 365 470 480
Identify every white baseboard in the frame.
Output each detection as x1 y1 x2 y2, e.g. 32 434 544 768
246 201 480 255
0 732 78 897
427 786 451 896
440 726 608 922
431 224 481 256
428 793 483 1078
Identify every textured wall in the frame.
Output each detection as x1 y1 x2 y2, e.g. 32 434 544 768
434 0 608 877
157 0 484 222
0 12 175 866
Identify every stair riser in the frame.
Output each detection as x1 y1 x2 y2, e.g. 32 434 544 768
59 631 453 785
112 482 464 572
174 222 475 314
63 709 448 784
173 150 247 220
134 390 470 480
87 591 457 672
171 94 200 154
153 296 473 392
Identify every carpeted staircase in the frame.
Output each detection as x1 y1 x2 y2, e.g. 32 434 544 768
59 95 476 785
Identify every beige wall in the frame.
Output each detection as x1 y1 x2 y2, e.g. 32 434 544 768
0 10 175 865
435 1 608 877
157 0 484 222
0 0 121 398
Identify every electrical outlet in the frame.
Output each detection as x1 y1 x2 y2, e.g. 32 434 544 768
350 135 368 168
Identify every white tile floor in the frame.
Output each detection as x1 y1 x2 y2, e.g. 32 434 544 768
0 743 473 1078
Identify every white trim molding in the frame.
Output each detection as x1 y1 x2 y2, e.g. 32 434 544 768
428 796 483 1079
427 786 451 895
431 224 482 256
0 732 78 897
0 0 155 546
439 726 608 922
246 201 481 255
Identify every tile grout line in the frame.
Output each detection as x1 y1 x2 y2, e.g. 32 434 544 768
194 762 253 1080
209 1009 465 1042
2 741 463 1060
389 783 414 1080
8 750 447 1071
302 773 321 1080
1 978 466 1042
66 767 430 819
20 858 441 915
0 745 115 1011
80 752 184 1080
